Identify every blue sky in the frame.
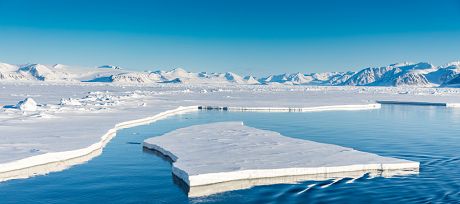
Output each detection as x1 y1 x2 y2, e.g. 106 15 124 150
1 0 460 75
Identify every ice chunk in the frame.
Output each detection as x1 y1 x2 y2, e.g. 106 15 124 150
16 98 38 111
60 98 82 106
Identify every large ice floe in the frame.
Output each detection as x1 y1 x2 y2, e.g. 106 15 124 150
143 121 419 197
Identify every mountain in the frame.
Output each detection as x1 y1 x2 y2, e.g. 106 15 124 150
0 63 70 81
0 63 24 80
445 74 460 86
426 62 460 85
442 62 460 87
243 75 260 84
110 72 162 83
259 74 289 84
369 63 434 86
326 71 356 85
98 65 122 69
259 72 356 85
286 73 314 85
377 70 431 86
339 62 437 87
1 61 460 87
108 68 261 84
341 66 394 86
0 62 125 82
153 68 195 82
223 72 244 83
18 64 64 81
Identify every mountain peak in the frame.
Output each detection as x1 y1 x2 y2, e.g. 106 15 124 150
0 60 459 87
170 67 187 73
444 61 460 68
98 65 122 69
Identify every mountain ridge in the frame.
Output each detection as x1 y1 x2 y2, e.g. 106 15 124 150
1 61 460 87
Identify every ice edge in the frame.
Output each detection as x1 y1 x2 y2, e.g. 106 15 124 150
143 129 419 188
0 103 381 182
0 106 199 181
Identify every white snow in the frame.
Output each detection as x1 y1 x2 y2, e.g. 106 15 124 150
59 98 82 106
143 122 419 191
0 105 197 181
0 59 458 195
0 82 460 182
2 60 460 86
16 98 38 111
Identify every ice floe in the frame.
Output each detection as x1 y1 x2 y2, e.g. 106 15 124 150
143 122 419 196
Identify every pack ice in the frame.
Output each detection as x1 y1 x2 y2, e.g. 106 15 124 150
143 122 419 191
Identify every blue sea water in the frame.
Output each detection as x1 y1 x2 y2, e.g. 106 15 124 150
0 105 459 203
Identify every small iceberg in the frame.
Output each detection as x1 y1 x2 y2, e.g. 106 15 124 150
16 98 38 111
143 122 419 197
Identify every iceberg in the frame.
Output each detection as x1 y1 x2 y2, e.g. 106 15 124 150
16 98 38 111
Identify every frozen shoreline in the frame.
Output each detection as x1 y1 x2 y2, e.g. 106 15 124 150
0 106 198 181
0 82 459 182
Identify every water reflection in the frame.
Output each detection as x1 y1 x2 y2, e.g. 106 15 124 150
144 148 419 198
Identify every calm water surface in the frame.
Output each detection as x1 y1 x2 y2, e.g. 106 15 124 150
1 105 460 203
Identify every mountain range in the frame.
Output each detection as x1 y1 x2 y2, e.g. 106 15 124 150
1 61 460 87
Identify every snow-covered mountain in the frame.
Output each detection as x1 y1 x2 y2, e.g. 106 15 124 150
428 62 460 85
326 71 356 85
341 66 394 86
441 62 460 87
93 67 261 84
445 75 460 87
367 62 434 86
339 62 431 86
259 72 351 85
0 63 73 81
110 72 162 83
0 63 129 82
1 61 460 87
243 75 259 84
98 65 122 70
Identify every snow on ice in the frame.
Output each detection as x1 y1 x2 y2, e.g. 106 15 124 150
143 122 419 196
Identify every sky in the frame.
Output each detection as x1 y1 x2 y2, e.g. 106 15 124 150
0 0 460 75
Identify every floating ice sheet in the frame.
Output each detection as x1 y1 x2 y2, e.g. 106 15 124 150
143 122 419 196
